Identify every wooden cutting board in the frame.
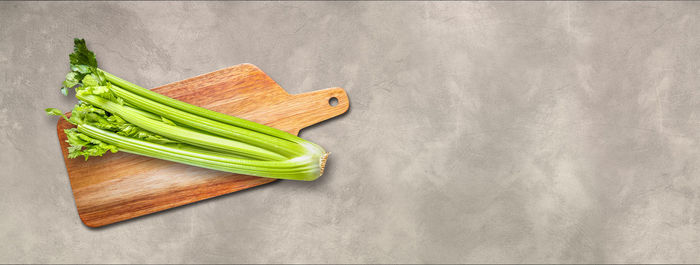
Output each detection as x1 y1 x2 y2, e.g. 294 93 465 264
55 64 349 227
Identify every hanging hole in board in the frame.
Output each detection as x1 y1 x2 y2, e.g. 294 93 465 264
329 97 339 107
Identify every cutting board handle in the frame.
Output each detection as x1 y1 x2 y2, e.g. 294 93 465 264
286 87 349 134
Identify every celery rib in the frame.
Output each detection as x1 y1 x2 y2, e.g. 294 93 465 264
101 70 319 146
47 38 331 181
78 125 322 180
108 85 308 157
78 94 287 161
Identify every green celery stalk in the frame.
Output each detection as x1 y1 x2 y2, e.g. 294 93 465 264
47 38 331 181
101 71 319 148
108 84 309 158
78 125 325 180
77 94 287 161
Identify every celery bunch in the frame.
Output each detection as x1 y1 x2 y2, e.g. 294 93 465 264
47 39 328 181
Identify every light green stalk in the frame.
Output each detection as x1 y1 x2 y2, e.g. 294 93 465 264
78 125 325 181
46 38 330 181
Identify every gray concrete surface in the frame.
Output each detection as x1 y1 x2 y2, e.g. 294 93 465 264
2 1 700 263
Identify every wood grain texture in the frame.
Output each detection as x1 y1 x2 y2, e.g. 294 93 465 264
55 64 349 227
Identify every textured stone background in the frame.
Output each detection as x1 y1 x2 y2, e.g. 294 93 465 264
2 1 700 263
